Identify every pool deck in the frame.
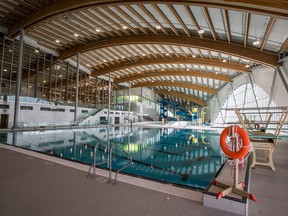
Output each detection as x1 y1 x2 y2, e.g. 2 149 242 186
1 136 288 216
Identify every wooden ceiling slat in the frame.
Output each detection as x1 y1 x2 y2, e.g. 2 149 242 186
135 45 152 59
128 45 145 59
71 13 102 40
168 4 191 37
260 17 276 51
93 7 131 35
83 10 117 37
223 9 231 44
114 69 232 83
57 19 96 42
137 4 168 35
152 4 179 36
151 44 165 58
113 5 148 34
124 5 158 34
202 7 217 41
102 6 139 35
184 5 203 39
244 13 250 48
280 37 288 53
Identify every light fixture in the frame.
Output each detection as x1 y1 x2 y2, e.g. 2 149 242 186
161 68 164 71
156 25 161 29
245 64 250 68
74 33 79 37
122 25 127 29
253 40 260 46
95 28 101 32
8 49 12 52
87 64 90 67
55 39 60 43
186 68 190 71
198 29 205 34
43 80 47 83
121 56 125 59
103 59 107 62
165 53 169 56
192 54 196 58
142 53 146 56
222 59 227 63
35 49 39 53
4 69 7 72
29 85 32 88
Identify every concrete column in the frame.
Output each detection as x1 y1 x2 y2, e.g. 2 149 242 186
108 72 111 125
13 29 24 128
74 52 80 124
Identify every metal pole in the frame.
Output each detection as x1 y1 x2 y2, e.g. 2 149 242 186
13 29 24 128
248 73 263 122
108 72 111 125
74 52 80 125
128 81 131 122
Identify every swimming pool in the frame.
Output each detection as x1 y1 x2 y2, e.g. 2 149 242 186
0 126 223 190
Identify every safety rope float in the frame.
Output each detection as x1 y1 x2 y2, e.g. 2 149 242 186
220 125 250 159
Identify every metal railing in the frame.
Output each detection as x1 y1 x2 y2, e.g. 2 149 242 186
87 141 133 184
109 144 133 184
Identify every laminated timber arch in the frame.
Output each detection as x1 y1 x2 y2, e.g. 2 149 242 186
114 69 232 83
90 56 249 77
60 35 277 67
7 0 288 38
155 89 207 107
132 81 217 94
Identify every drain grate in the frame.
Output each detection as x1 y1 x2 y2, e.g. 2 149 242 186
96 177 107 182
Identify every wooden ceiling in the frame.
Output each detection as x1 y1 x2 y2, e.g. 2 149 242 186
0 0 287 106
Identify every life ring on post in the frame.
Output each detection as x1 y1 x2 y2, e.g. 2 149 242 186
220 125 250 159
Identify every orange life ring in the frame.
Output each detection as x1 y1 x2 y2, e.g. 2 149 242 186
220 126 250 159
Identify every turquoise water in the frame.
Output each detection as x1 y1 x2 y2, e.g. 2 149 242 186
0 126 223 190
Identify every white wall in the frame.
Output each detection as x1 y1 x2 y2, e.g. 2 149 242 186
0 101 93 128
208 60 288 122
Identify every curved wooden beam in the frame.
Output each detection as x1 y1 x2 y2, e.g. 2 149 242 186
115 69 232 83
133 81 217 94
155 89 206 107
60 35 277 66
7 0 288 38
90 56 248 77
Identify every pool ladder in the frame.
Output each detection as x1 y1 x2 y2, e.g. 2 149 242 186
87 142 133 184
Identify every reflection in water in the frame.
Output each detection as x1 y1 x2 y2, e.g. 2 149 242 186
0 127 223 190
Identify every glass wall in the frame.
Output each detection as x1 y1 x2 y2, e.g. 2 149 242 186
214 83 287 129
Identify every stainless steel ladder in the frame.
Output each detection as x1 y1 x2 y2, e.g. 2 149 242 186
87 142 133 184
109 143 133 184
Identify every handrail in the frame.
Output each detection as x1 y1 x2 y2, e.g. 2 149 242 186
109 144 133 184
87 142 109 178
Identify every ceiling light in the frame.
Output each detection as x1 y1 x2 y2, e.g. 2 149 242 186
198 29 205 34
222 59 227 63
142 53 146 56
43 80 47 83
35 49 39 53
87 64 90 67
161 68 164 71
122 25 128 29
55 39 60 43
245 64 250 68
253 40 260 46
74 33 79 37
8 49 12 52
186 68 190 71
165 53 169 56
4 69 7 72
192 55 196 58
121 56 125 58
29 85 32 88
156 25 161 29
215 71 219 74
103 60 107 62
95 29 101 32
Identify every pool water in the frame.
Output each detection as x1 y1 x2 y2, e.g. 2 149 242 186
0 126 223 190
